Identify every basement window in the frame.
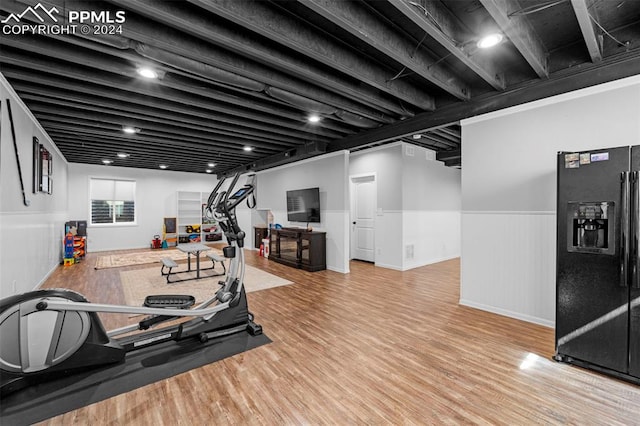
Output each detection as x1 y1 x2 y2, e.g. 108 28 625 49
89 178 136 225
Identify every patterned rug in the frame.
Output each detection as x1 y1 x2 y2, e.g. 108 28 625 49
119 264 292 305
95 248 216 269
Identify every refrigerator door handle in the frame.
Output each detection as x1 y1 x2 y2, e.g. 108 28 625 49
620 171 630 287
633 171 639 289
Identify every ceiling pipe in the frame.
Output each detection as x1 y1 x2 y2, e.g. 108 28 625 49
108 0 412 119
334 110 381 128
12 0 402 123
265 87 337 115
3 68 342 143
134 42 266 92
220 141 328 177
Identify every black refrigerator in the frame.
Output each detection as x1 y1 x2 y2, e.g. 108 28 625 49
555 145 639 384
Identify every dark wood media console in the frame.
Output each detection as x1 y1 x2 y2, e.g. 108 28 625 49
269 228 326 272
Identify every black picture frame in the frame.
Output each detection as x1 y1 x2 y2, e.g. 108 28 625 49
33 137 53 195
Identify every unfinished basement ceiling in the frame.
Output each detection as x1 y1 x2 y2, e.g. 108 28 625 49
1 0 640 173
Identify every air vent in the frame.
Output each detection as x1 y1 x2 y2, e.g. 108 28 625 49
405 145 415 156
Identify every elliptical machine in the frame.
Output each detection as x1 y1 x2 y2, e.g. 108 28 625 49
0 173 261 395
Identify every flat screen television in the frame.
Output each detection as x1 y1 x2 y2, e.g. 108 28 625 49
286 187 321 223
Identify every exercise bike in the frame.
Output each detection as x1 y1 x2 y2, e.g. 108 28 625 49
0 173 262 395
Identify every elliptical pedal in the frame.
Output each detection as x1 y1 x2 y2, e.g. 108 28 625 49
143 295 195 309
139 295 196 330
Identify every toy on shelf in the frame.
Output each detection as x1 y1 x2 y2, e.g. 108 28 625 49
63 221 87 265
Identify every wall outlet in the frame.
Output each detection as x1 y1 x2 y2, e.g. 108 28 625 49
405 244 414 259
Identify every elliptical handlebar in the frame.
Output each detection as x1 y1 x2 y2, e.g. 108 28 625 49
221 172 242 220
205 175 227 212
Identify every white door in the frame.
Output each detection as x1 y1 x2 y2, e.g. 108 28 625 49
350 175 376 262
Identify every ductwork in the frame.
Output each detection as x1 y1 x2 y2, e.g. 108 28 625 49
265 87 337 114
134 43 266 92
222 141 328 176
334 110 381 128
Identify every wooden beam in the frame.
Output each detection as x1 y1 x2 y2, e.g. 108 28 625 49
571 0 602 63
332 50 640 150
18 91 312 146
299 0 470 100
185 0 435 110
388 0 505 90
28 106 298 150
436 149 461 161
38 120 281 155
431 129 460 144
418 133 458 148
6 72 333 143
0 50 346 138
479 0 549 78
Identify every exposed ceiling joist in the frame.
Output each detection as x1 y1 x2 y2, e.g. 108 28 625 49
30 106 298 151
5 71 332 142
332 50 640 150
387 0 505 90
436 149 461 159
185 0 436 109
571 0 602 63
19 91 309 145
107 0 419 117
299 0 470 100
479 0 549 78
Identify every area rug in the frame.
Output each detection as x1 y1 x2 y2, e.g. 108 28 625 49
95 248 202 270
120 264 292 305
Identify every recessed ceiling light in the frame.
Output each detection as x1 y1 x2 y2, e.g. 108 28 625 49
102 159 113 165
122 126 139 134
205 169 213 173
137 67 158 79
117 153 130 158
308 114 321 123
208 162 216 168
243 146 253 152
477 33 503 49
412 134 422 139
159 164 168 169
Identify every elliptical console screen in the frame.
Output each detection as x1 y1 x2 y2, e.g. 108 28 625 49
232 188 247 198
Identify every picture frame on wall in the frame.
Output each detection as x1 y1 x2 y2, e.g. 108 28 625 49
33 136 53 195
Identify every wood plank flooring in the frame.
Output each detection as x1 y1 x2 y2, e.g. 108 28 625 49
34 249 640 425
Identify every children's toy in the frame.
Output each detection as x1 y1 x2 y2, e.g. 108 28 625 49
151 235 162 249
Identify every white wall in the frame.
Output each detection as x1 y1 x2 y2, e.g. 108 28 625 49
350 143 403 269
256 151 350 273
349 142 461 270
402 144 461 270
1 74 69 297
460 75 640 327
68 164 220 251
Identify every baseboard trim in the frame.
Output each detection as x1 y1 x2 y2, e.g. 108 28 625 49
403 255 459 271
459 299 554 328
34 262 61 290
374 262 403 271
375 255 459 272
327 265 349 274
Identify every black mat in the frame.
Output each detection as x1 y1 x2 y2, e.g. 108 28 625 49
0 331 271 425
